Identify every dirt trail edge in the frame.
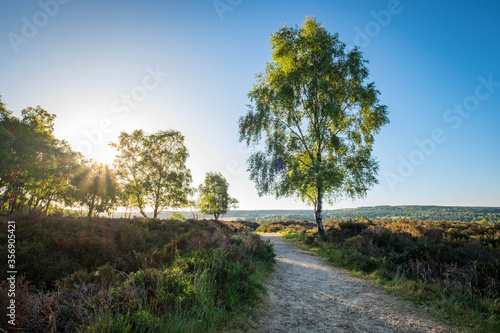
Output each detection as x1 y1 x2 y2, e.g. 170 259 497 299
248 233 456 333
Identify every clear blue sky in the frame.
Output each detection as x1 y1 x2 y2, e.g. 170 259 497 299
1 0 499 210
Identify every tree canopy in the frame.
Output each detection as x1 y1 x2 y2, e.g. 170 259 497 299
198 172 238 220
238 17 389 234
111 129 193 219
73 161 119 217
0 100 82 214
0 96 194 219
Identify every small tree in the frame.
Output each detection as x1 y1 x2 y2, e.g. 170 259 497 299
198 172 238 221
168 211 187 221
238 17 389 235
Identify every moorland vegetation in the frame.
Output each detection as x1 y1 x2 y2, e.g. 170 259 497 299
0 214 272 332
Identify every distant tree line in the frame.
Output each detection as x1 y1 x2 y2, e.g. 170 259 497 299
220 206 500 223
323 205 500 223
0 97 237 219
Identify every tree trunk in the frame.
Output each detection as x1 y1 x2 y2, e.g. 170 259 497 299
135 194 147 218
88 196 95 217
44 196 53 213
153 192 160 219
314 192 325 237
27 195 34 211
315 150 325 237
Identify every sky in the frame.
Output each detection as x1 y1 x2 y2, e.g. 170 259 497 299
1 0 499 210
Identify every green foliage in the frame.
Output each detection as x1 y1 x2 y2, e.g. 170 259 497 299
73 162 119 216
238 17 389 230
169 211 188 221
0 99 85 215
198 172 238 220
261 219 500 331
0 215 274 332
0 96 11 120
111 130 193 219
0 97 129 217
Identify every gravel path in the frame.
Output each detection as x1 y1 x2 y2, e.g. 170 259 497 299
248 233 456 333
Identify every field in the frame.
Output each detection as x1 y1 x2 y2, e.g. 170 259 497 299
0 214 272 332
257 219 500 332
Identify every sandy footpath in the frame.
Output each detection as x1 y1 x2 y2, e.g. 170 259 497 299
243 233 456 333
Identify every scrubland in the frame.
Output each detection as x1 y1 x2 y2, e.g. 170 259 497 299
0 214 272 332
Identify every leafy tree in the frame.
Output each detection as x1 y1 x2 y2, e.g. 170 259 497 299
198 172 238 221
0 96 11 163
110 130 149 217
238 17 389 235
187 198 200 220
168 211 187 221
143 130 193 219
20 106 56 135
0 102 81 214
117 183 136 218
24 139 81 213
0 96 11 120
111 130 193 219
74 162 119 217
0 98 125 216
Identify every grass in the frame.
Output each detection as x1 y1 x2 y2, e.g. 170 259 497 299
0 214 274 332
257 219 500 332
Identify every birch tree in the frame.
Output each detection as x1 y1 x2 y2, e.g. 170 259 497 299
198 172 238 221
238 17 389 235
111 129 192 219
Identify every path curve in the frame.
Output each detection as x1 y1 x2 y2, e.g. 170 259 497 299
249 233 456 333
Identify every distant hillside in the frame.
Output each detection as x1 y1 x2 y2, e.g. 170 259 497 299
325 206 500 223
192 206 500 223
116 206 500 223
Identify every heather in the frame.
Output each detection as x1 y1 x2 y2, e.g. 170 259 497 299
0 214 273 332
